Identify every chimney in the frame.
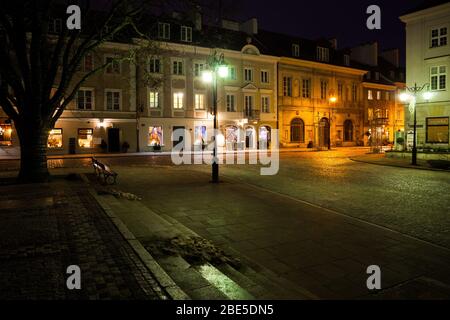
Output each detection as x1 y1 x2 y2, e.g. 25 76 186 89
221 19 240 31
350 42 378 67
240 18 258 35
380 49 399 68
193 6 202 31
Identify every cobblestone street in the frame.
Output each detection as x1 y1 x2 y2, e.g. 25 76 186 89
1 148 449 299
0 177 167 300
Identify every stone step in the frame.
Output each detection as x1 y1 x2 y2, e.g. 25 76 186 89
102 194 316 299
101 195 255 299
154 255 229 300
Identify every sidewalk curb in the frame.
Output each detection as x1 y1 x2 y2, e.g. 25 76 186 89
349 157 449 172
79 173 190 300
0 147 372 161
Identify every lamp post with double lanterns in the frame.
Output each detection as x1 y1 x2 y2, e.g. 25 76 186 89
202 51 229 183
399 83 432 165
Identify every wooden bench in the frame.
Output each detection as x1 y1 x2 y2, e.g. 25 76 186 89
92 157 118 185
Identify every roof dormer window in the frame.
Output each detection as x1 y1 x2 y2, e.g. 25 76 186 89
344 55 350 66
181 26 192 42
292 44 300 57
316 47 329 62
158 22 170 39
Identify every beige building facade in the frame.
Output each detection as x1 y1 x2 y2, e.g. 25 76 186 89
278 58 366 148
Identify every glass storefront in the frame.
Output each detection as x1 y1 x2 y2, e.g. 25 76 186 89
78 128 94 148
0 124 12 146
148 126 163 146
47 128 63 148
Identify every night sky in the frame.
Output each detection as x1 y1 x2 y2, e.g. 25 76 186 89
220 0 432 65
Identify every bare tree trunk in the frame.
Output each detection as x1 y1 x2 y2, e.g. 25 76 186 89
17 123 50 183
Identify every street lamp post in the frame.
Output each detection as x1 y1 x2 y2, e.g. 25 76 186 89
328 96 337 150
399 83 432 166
202 52 228 183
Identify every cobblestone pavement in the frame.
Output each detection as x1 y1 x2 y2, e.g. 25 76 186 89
0 177 167 300
108 164 450 299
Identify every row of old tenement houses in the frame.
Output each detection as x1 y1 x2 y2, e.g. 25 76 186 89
0 12 406 155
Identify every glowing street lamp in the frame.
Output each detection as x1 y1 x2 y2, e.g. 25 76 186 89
398 83 432 165
202 51 229 183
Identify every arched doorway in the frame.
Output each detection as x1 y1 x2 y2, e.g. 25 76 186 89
344 120 353 142
290 118 305 142
225 125 239 150
319 117 330 148
259 126 271 149
245 126 256 149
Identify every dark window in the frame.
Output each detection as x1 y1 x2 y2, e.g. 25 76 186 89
344 120 353 142
290 118 305 142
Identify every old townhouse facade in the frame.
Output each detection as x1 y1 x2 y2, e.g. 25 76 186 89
400 1 450 149
0 13 407 156
350 42 406 148
135 17 279 152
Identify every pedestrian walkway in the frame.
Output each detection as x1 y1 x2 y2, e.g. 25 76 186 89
0 146 371 161
350 153 449 171
0 176 168 300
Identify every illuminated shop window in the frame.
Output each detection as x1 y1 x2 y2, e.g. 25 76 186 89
0 124 12 146
78 128 93 148
148 126 163 146
426 117 449 143
194 126 207 145
48 128 63 148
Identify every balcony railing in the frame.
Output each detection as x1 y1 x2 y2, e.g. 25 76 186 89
244 109 260 121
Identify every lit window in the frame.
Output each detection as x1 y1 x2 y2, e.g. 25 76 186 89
48 128 63 148
149 57 161 73
181 26 192 42
226 94 235 112
173 60 183 75
148 126 163 146
430 66 446 90
105 90 121 110
173 92 184 109
431 27 447 48
368 90 373 100
105 56 120 74
78 128 93 148
194 94 205 110
376 91 381 100
261 96 270 113
244 68 253 82
158 23 170 39
149 91 159 108
77 89 93 110
0 124 12 146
